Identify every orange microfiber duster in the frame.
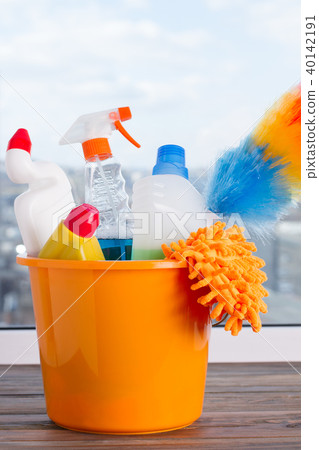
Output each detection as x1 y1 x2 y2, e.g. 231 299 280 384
162 222 269 336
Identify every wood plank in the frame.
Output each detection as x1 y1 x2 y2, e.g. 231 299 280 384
0 411 300 437
0 392 300 415
0 378 300 395
0 363 301 448
0 437 301 449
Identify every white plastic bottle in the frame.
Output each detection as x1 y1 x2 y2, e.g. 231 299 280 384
5 129 75 257
132 144 218 260
59 107 140 260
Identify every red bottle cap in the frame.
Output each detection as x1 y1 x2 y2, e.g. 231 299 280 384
63 204 99 238
7 129 32 153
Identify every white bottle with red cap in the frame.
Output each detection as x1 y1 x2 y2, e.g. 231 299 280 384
5 129 75 257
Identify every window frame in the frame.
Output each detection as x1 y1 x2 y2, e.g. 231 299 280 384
0 325 301 364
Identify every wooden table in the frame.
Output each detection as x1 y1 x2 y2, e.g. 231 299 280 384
0 362 300 449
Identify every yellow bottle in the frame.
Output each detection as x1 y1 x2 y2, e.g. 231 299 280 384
38 204 104 261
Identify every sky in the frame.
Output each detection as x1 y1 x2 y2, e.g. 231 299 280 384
0 0 300 172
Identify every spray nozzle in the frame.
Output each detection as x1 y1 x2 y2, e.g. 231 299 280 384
59 106 140 160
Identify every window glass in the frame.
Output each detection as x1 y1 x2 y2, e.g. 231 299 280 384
0 0 300 327
254 208 301 325
0 167 300 327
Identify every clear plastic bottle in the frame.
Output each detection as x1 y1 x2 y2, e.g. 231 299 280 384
59 107 140 260
85 154 133 260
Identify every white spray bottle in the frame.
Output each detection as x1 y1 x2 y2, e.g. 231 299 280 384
59 107 140 260
5 129 75 256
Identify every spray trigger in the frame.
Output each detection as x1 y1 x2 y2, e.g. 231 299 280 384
114 120 140 148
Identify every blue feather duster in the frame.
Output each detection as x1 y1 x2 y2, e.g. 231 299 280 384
204 137 292 238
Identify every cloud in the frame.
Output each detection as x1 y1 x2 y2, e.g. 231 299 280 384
194 104 258 164
206 0 300 47
169 29 212 48
123 0 149 8
205 0 247 11
0 0 299 170
136 75 206 105
249 0 300 46
0 3 214 112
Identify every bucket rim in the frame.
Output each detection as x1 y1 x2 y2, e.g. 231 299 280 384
16 255 188 270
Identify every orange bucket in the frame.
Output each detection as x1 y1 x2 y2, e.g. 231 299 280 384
17 256 211 434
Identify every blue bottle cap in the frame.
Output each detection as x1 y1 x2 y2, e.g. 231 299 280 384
152 144 188 179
